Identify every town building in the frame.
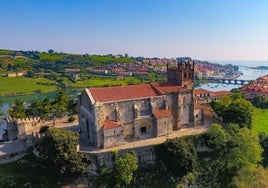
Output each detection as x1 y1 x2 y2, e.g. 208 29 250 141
241 74 268 99
78 61 200 149
194 88 231 103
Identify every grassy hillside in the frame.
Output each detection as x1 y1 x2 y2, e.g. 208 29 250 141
39 52 69 60
0 49 12 55
90 55 135 65
252 108 268 134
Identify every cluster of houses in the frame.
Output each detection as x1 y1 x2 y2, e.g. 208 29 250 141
241 75 268 99
194 61 241 79
87 62 149 77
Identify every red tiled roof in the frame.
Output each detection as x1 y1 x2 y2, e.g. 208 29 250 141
153 109 172 119
103 120 121 130
211 91 231 97
194 88 211 95
150 83 188 94
88 83 189 103
88 84 158 102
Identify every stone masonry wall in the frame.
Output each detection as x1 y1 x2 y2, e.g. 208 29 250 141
155 116 173 137
103 126 124 149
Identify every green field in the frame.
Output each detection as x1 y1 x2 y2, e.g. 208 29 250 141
90 55 135 65
252 108 268 134
69 77 142 88
39 52 69 60
0 77 57 96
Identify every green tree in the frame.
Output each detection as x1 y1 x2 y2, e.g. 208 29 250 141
26 100 43 117
226 127 263 170
36 127 89 176
53 91 70 117
114 152 138 185
252 95 268 109
41 98 53 119
222 99 253 128
207 123 227 151
155 136 198 177
8 100 26 118
231 165 268 188
197 124 263 187
212 95 254 129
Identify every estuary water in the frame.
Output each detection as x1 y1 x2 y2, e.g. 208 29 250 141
197 61 268 92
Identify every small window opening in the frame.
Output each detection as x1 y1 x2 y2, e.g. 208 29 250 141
140 126 147 133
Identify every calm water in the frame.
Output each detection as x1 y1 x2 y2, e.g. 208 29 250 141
198 64 268 92
212 60 268 68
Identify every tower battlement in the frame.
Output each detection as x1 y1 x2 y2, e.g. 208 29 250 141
167 60 194 89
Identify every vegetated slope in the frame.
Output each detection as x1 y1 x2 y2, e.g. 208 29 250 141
252 108 268 134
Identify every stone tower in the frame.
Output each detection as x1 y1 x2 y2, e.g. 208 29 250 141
167 60 194 89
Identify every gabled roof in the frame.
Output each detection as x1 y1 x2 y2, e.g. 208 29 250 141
150 83 187 94
103 120 121 130
194 88 211 95
88 83 189 103
153 109 172 119
88 84 158 103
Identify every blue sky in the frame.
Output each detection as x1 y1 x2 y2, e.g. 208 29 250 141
0 0 268 61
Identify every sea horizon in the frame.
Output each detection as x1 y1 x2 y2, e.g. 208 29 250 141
209 60 268 68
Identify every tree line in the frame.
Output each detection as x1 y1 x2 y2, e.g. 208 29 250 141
8 91 77 119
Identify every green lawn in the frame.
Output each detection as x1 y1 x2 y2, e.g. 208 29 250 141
69 77 142 88
0 77 57 95
252 108 268 134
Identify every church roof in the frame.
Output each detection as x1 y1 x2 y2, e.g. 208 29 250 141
150 83 187 94
103 120 121 130
88 83 189 103
88 84 158 102
153 109 172 119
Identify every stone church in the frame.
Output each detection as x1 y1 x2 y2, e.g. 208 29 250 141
78 61 197 149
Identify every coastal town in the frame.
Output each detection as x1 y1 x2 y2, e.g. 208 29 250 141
1 0 268 187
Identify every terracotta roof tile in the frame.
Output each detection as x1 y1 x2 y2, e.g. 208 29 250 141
153 109 172 119
88 82 189 103
194 88 211 95
88 84 158 102
103 120 121 130
150 83 188 93
211 91 231 97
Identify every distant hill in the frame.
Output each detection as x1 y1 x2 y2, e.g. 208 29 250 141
0 49 136 73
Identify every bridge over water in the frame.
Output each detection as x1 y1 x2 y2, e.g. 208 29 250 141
205 77 252 85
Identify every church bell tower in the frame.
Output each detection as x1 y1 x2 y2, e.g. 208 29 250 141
167 60 194 89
